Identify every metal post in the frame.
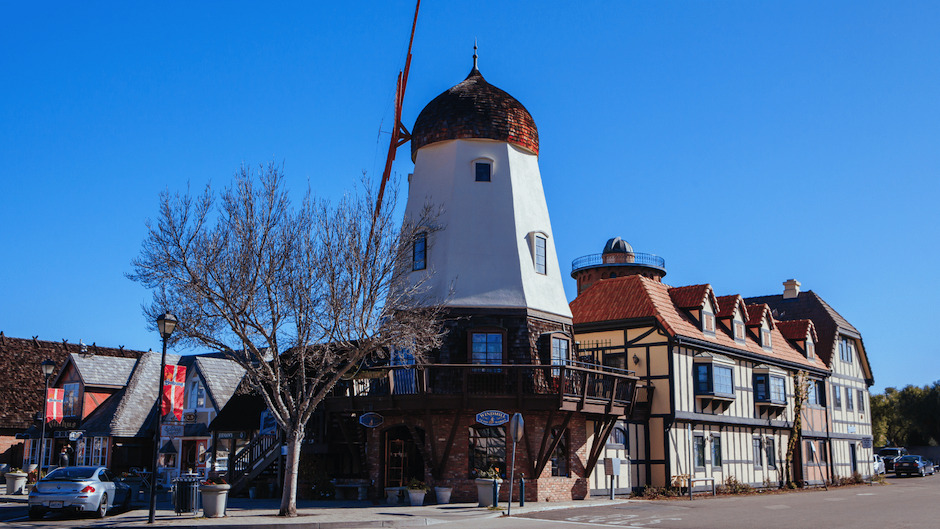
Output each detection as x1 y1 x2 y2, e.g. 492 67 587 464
519 476 525 507
148 335 169 524
491 478 498 508
38 373 51 475
507 437 517 516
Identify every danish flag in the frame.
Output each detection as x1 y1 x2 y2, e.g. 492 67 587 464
46 388 64 423
161 365 187 420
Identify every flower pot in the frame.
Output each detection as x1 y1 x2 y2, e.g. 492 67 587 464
434 486 452 504
5 472 27 495
199 484 230 518
407 489 426 506
474 478 502 508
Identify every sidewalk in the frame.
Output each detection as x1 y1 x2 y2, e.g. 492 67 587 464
0 493 635 529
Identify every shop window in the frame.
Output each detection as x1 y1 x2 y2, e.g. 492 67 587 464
550 428 569 477
693 435 706 469
469 426 506 478
711 435 722 467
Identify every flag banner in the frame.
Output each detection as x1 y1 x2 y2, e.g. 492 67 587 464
46 388 64 423
161 365 187 420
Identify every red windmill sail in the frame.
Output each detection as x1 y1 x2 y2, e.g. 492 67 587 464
161 364 187 420
46 388 64 423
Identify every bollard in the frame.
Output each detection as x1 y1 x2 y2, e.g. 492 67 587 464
519 476 525 507
492 478 498 508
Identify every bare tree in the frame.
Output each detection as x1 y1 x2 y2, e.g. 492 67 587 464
129 163 444 516
785 370 810 487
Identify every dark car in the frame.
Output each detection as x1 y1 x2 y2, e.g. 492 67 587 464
27 466 131 519
879 447 909 472
894 455 935 477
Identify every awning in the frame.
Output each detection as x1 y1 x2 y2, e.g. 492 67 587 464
159 441 177 454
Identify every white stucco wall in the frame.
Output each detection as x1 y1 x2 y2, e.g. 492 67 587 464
404 138 571 319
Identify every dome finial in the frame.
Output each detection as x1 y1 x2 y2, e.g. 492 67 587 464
471 39 479 73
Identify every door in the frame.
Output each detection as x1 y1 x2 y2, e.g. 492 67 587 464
849 443 857 475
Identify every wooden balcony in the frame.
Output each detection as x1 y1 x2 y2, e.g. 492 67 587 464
324 361 639 417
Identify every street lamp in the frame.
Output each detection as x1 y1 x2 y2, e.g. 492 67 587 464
148 312 177 524
38 359 56 474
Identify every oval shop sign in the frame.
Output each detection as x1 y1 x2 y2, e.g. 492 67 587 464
476 410 510 426
359 412 384 428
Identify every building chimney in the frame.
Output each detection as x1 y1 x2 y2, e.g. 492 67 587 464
783 279 801 299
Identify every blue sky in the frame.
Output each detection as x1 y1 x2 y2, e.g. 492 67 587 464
2 1 937 394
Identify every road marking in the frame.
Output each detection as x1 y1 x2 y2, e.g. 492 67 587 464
856 493 876 496
764 505 790 510
824 497 846 501
563 513 683 527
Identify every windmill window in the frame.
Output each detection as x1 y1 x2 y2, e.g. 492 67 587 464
475 162 491 182
534 235 547 274
412 232 427 271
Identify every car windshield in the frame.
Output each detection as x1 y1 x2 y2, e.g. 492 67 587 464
43 467 97 480
897 455 918 462
880 449 902 457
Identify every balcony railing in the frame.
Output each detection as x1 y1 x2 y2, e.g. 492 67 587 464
330 361 638 411
571 252 666 274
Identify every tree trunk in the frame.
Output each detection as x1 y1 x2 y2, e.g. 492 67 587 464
279 427 304 517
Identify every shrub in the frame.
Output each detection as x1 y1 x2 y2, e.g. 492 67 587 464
718 476 752 495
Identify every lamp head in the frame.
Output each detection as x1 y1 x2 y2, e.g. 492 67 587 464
40 358 56 378
156 312 178 339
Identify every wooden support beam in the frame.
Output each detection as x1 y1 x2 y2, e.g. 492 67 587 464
584 417 618 478
535 411 573 477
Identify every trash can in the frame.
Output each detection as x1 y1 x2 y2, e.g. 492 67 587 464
173 474 200 515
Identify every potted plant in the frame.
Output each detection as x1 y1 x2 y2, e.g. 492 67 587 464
473 466 503 508
5 468 28 495
434 483 452 504
407 478 429 506
199 477 230 518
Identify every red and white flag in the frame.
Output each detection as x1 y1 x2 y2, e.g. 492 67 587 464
46 388 64 423
161 365 187 420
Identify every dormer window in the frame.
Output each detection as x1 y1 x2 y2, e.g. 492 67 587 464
63 383 81 418
702 311 716 335
805 338 815 360
187 379 206 409
733 319 745 343
839 337 854 363
761 327 772 350
475 161 491 182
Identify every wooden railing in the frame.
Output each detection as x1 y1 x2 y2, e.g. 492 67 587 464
331 361 638 408
226 433 279 492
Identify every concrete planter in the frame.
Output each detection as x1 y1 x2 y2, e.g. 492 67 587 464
199 484 230 518
474 478 502 507
434 486 452 504
407 488 426 506
5 472 27 495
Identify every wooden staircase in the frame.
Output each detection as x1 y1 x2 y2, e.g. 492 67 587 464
226 433 281 495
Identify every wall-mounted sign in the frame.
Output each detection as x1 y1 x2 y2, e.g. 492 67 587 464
162 424 184 438
259 410 277 435
359 412 384 428
476 410 510 426
68 431 84 441
862 437 873 448
183 412 197 423
217 432 247 440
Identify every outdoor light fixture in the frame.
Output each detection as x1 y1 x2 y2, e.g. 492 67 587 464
38 359 56 476
633 354 641 366
148 312 177 524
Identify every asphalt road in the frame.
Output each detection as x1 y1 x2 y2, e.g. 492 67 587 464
510 475 940 529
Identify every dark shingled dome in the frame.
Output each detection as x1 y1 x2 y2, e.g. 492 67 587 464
410 67 539 161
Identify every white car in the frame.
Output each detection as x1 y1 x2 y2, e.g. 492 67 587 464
28 466 131 519
873 454 886 475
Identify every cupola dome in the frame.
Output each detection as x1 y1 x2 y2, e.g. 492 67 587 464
410 58 539 161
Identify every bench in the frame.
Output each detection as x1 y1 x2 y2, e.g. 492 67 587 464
330 479 371 500
688 477 716 499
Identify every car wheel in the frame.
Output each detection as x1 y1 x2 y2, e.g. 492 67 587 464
919 468 926 477
97 494 108 518
28 507 45 520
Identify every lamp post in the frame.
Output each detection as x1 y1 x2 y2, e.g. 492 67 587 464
38 359 56 474
148 312 177 524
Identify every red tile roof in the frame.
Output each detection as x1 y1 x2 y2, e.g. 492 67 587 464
571 276 825 371
668 284 714 309
776 319 818 344
716 295 746 319
745 303 775 328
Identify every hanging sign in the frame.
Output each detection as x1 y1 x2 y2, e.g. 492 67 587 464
359 412 384 428
476 410 510 426
161 365 187 420
46 388 64 423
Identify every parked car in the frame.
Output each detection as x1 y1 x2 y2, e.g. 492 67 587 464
873 454 886 475
878 447 909 472
27 466 131 519
894 455 935 477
